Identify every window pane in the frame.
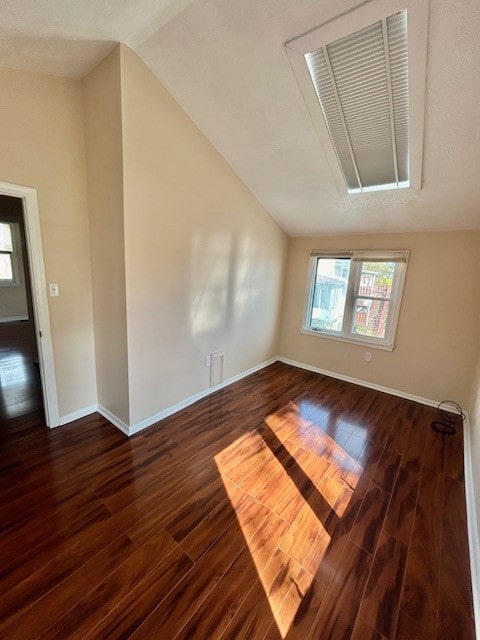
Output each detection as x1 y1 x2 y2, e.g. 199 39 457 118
352 298 390 339
359 261 395 298
309 258 350 332
0 223 13 253
0 253 13 280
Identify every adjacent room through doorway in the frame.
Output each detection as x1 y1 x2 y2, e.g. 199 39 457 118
0 195 43 429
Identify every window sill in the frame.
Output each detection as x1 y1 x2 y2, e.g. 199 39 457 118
300 328 394 352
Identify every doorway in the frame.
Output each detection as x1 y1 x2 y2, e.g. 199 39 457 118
0 182 59 428
0 195 43 424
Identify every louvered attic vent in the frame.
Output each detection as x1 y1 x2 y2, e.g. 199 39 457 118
305 11 408 193
285 1 427 195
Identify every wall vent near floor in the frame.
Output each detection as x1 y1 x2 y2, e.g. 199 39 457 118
210 351 224 387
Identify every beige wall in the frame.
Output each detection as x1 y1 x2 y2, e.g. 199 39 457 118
119 45 287 425
0 66 97 416
82 49 129 424
278 231 480 408
0 223 29 320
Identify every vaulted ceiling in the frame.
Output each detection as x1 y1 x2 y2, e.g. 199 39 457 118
1 0 479 235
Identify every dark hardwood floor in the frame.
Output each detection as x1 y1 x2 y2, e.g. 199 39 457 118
0 361 475 639
0 320 43 424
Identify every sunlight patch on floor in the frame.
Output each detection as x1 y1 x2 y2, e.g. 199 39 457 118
0 350 40 418
214 401 357 637
0 351 29 387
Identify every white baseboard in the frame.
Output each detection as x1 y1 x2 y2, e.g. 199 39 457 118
463 416 480 639
56 405 98 427
128 357 277 436
104 352 440 436
0 315 29 323
96 405 130 436
58 355 443 434
277 356 441 409
55 358 277 436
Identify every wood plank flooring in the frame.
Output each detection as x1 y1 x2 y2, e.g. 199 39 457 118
0 320 42 422
0 361 475 639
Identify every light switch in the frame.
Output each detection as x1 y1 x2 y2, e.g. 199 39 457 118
49 283 60 297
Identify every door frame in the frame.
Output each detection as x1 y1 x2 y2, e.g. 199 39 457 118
0 180 59 427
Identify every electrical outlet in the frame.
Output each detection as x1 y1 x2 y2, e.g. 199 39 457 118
365 351 372 363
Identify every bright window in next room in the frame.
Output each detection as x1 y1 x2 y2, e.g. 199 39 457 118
302 250 408 350
0 222 17 286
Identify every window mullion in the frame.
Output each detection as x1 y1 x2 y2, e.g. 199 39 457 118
383 263 402 345
342 260 358 335
303 257 318 330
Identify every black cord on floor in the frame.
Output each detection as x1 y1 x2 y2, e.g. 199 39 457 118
430 400 465 435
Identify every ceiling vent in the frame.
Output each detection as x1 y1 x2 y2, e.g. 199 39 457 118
286 0 429 194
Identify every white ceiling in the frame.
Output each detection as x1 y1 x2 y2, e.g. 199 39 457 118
1 0 480 235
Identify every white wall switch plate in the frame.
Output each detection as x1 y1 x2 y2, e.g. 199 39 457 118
49 283 59 297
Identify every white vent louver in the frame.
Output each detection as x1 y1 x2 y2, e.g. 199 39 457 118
305 10 409 193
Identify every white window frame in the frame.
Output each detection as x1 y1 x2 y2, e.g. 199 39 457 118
301 250 409 351
0 221 20 287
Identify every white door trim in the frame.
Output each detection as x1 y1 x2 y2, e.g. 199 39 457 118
0 181 59 427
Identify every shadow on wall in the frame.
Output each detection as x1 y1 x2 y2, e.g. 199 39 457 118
189 230 268 339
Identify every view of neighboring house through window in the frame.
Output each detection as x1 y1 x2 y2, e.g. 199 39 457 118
309 258 350 333
0 222 15 284
304 251 408 349
352 261 395 340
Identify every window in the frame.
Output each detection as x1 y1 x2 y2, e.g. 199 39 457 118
0 222 18 286
303 250 408 350
285 0 428 193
